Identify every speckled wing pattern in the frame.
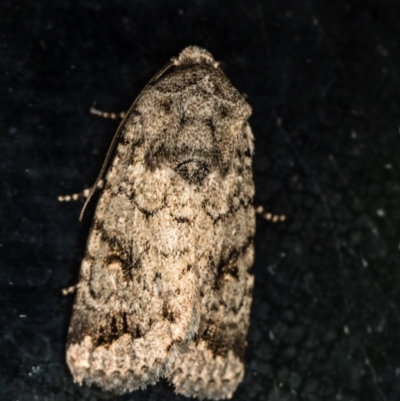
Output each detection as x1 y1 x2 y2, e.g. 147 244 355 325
66 46 255 400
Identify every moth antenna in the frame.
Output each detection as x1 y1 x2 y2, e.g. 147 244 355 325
79 60 176 221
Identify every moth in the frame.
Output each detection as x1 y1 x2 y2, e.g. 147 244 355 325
65 46 255 399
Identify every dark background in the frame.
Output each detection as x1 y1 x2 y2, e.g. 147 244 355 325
2 0 400 400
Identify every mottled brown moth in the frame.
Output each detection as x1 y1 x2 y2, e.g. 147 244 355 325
65 46 255 399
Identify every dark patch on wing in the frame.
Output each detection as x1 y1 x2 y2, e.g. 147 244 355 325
213 235 254 290
94 219 141 281
94 313 131 347
200 319 247 362
175 159 210 185
162 300 176 323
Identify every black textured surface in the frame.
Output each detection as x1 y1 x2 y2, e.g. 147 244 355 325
2 1 400 400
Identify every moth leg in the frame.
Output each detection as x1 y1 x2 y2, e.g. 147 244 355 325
90 104 126 120
61 285 76 295
255 205 286 222
58 180 104 202
59 106 124 203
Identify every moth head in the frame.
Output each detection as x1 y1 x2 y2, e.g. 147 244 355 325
137 53 252 182
171 46 220 69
